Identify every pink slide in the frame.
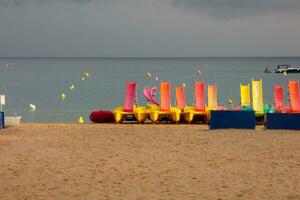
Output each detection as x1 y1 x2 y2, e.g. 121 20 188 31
123 81 137 112
143 87 159 105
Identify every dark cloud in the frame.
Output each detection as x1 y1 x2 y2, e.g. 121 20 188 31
0 0 92 7
172 0 300 19
2 0 300 19
1 0 300 57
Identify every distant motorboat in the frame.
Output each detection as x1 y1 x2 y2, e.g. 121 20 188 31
275 64 300 73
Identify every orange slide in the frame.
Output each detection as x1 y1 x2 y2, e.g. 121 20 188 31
183 81 208 123
175 86 186 110
207 84 226 111
149 81 181 123
288 80 300 113
273 85 285 112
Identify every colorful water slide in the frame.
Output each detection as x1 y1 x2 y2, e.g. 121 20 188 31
208 84 227 111
149 81 181 123
160 81 170 111
123 81 137 112
114 81 147 123
195 82 206 111
183 81 208 123
252 79 264 115
207 84 219 110
150 87 158 104
273 85 285 112
175 86 186 110
240 84 251 107
288 80 300 113
143 87 159 105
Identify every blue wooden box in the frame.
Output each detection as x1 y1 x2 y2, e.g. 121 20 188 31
210 110 256 129
265 113 300 130
0 112 4 129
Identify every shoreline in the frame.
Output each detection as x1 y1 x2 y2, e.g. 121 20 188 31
2 122 299 131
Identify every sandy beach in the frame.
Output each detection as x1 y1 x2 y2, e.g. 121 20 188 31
0 124 300 200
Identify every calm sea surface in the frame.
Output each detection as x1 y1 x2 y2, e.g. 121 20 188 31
0 57 299 122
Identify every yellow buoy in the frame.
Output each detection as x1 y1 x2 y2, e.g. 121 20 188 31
29 104 36 112
81 77 85 81
83 72 90 78
69 84 75 91
182 82 186 87
5 63 9 68
227 98 233 105
77 116 84 124
283 71 287 77
196 69 202 75
146 72 152 77
60 93 66 101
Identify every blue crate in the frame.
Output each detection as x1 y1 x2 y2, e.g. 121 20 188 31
0 112 4 129
266 113 300 130
210 110 256 129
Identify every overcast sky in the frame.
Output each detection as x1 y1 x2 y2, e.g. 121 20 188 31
0 0 300 57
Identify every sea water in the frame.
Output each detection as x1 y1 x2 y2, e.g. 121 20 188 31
0 57 299 122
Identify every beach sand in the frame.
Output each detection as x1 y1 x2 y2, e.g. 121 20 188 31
0 123 300 200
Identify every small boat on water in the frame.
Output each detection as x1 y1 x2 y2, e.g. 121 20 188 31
5 116 21 127
275 64 300 73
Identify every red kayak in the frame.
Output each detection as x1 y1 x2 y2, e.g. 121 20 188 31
89 110 115 123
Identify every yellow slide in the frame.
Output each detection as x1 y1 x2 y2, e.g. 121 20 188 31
240 83 251 107
252 79 264 115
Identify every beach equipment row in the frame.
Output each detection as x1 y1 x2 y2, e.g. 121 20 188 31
113 79 300 125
